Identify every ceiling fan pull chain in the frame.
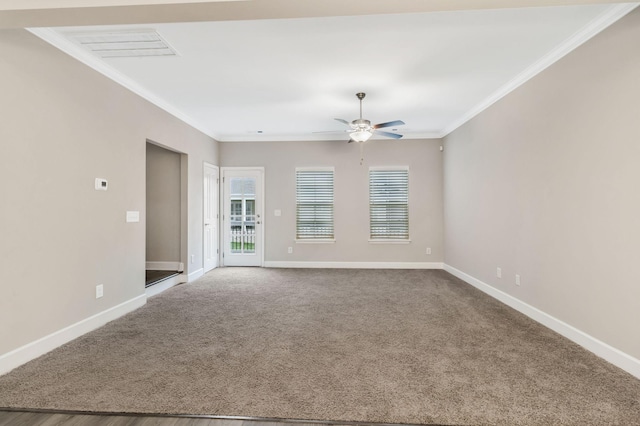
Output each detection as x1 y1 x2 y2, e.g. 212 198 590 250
360 142 364 166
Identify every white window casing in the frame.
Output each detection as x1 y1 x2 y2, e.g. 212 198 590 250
369 166 409 242
296 167 335 242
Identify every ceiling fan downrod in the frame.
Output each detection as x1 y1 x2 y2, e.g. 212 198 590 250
356 92 366 120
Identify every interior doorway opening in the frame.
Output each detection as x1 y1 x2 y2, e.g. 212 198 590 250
145 141 187 288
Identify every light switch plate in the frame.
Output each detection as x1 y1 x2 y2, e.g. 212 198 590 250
274 209 282 217
126 211 140 223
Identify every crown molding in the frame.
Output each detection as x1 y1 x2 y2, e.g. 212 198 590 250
217 131 444 142
27 27 220 141
441 3 639 137
28 3 638 143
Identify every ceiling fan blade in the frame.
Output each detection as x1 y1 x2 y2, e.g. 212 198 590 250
373 120 405 129
335 118 351 126
374 130 403 139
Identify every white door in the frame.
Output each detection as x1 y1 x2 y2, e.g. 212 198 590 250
203 163 219 272
222 168 264 266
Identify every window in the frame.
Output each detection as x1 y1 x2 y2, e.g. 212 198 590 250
369 167 409 241
230 200 242 221
296 168 334 240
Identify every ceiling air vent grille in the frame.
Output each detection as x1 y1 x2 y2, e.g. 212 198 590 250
69 29 177 58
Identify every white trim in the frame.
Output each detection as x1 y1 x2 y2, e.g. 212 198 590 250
145 274 186 298
443 264 640 379
27 4 637 143
368 239 411 244
26 27 218 140
296 239 336 244
0 294 146 376
220 167 266 267
441 3 639 137
264 261 443 269
145 261 184 272
217 132 444 142
188 268 204 282
203 162 220 273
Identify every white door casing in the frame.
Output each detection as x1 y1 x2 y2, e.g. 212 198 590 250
222 167 264 267
203 163 219 272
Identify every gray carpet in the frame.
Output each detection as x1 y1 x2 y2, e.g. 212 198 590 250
0 268 639 425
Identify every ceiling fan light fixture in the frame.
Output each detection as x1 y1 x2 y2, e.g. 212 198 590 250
317 93 404 143
350 129 373 143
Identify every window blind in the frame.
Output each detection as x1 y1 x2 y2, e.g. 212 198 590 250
296 169 334 240
369 168 409 240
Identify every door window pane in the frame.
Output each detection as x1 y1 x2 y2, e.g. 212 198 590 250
229 177 257 254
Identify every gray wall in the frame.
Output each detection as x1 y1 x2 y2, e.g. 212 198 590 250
443 8 640 359
146 143 181 263
221 139 443 263
0 29 218 356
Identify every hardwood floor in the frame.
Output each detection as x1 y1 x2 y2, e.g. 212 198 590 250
0 411 332 426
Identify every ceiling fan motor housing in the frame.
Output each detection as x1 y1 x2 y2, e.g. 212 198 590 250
352 118 372 129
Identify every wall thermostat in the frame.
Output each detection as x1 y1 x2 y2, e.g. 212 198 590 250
95 178 108 190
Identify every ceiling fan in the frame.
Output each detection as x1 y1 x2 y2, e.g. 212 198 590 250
317 93 405 143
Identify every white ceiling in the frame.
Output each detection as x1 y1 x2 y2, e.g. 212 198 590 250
32 2 637 142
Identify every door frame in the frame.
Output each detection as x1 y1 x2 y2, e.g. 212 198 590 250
220 166 265 267
203 162 219 273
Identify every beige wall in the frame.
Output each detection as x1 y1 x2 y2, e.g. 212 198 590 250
221 139 443 263
444 8 640 359
146 143 181 263
0 29 218 356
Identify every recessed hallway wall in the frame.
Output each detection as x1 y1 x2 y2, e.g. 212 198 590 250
146 142 182 265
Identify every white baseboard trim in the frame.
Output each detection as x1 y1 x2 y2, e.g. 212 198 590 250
145 274 186 298
443 264 640 379
188 268 204 282
145 261 184 272
0 294 147 376
264 261 444 269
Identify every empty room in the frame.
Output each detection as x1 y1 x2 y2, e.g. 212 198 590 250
1 1 639 425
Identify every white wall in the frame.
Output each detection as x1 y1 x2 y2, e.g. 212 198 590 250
221 139 443 265
0 29 218 362
443 8 640 360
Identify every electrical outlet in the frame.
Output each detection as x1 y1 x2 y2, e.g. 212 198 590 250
191 254 195 264
426 247 432 255
96 284 104 299
497 267 502 278
287 247 293 254
516 274 521 286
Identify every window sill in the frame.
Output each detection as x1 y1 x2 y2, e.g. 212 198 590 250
296 239 336 244
368 239 411 244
